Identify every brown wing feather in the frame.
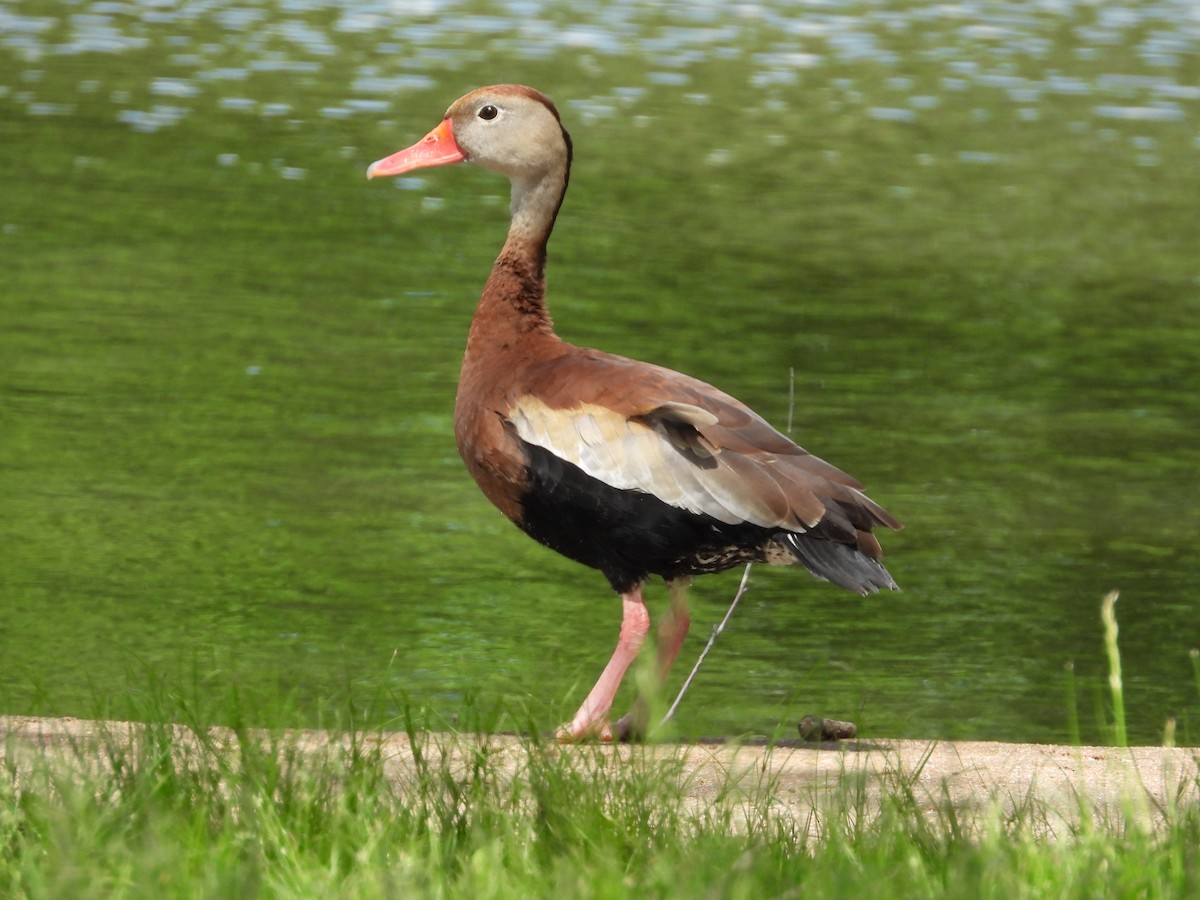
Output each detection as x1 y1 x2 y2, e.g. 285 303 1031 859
513 346 901 538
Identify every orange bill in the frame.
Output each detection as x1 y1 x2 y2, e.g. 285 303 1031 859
367 118 465 178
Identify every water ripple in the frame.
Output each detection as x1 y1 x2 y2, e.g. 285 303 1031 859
0 0 1192 174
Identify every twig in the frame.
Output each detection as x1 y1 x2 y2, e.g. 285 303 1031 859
663 369 792 728
661 563 754 726
786 365 795 435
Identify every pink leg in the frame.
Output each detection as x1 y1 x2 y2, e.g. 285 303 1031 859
557 587 649 742
655 577 692 678
610 577 692 740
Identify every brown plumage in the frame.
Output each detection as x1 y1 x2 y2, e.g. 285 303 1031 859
368 84 901 741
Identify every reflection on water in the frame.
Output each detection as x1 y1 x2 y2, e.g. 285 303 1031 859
1 0 1198 744
4 0 1198 156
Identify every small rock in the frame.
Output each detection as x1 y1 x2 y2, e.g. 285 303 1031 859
798 715 857 742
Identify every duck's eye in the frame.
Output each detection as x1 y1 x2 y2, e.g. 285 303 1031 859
478 104 499 121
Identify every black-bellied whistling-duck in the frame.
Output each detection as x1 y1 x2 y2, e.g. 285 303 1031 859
368 84 900 742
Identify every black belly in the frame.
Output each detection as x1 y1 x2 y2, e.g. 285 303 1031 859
517 441 775 593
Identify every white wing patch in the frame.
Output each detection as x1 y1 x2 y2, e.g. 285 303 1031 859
509 397 806 529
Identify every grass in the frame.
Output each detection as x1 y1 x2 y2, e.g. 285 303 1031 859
2 594 1199 898
1101 591 1128 750
3 705 1200 898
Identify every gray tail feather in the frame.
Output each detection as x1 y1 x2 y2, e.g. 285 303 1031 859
782 533 899 596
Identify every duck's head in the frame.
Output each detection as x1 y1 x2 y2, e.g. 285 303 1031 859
367 84 570 183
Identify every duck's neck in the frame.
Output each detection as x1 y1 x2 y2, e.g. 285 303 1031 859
469 150 571 345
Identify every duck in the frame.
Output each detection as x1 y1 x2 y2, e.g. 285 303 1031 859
368 84 901 742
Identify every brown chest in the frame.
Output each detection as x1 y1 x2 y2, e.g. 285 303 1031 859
453 368 530 526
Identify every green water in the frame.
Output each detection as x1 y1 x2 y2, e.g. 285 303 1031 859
2 0 1199 744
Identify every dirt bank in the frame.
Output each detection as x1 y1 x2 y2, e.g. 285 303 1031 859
3 716 1196 832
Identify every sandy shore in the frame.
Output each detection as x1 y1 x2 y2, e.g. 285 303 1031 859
3 715 1197 832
